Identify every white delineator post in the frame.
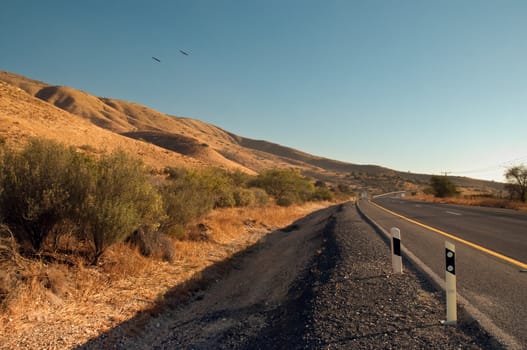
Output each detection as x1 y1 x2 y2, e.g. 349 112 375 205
444 241 457 325
390 227 403 274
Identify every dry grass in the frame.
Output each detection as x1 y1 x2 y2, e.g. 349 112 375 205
1 70 372 181
0 80 205 171
408 193 527 212
0 202 331 350
0 72 279 174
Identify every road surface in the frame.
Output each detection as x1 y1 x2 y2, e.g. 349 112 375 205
359 198 527 348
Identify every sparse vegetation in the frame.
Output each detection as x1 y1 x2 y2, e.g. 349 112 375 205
0 138 337 261
427 175 459 198
0 137 343 346
160 168 219 238
312 181 335 202
250 169 316 206
0 140 164 263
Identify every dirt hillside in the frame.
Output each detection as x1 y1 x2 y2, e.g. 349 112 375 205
0 80 203 170
0 70 345 178
0 70 504 192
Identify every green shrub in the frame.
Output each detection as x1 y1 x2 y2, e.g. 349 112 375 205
83 151 163 263
250 169 315 206
160 168 216 232
233 188 255 207
198 168 237 208
276 194 295 207
229 169 253 187
311 187 335 201
0 139 94 251
251 188 270 207
161 167 242 232
429 175 458 198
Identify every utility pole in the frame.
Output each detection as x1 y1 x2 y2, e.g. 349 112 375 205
441 171 452 177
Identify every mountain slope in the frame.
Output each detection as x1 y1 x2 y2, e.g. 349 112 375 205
229 133 394 175
0 80 205 170
0 70 503 193
0 71 338 177
0 71 256 173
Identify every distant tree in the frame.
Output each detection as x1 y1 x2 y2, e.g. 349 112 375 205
429 175 458 198
504 183 521 201
504 165 527 202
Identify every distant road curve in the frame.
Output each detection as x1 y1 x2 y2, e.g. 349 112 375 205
359 198 527 348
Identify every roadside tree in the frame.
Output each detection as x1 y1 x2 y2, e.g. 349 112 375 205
504 165 527 202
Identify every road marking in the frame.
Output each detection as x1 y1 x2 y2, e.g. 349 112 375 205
369 200 527 270
446 211 462 216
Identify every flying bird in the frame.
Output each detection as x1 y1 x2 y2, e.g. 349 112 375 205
152 56 161 62
179 50 189 56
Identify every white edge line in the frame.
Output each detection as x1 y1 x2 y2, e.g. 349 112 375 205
356 200 522 350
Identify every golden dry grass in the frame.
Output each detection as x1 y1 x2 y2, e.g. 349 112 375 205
0 202 331 350
0 81 205 171
408 193 527 212
0 72 279 174
0 70 352 179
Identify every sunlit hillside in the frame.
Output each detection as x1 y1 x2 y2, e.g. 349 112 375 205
0 70 503 193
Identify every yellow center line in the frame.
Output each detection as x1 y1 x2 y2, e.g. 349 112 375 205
369 200 527 270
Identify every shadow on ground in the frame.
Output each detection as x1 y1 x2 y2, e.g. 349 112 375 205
75 205 340 349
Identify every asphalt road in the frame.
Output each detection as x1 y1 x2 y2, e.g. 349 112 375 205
358 198 527 349
373 197 527 263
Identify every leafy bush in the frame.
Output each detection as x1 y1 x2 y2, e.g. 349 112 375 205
163 167 239 210
233 188 255 207
251 187 270 207
161 168 216 231
198 168 237 208
161 167 257 231
83 151 163 263
229 169 253 187
275 194 296 207
250 169 315 206
331 182 355 201
311 186 335 201
0 139 94 251
429 175 458 198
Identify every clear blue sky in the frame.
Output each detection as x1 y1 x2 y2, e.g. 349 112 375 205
1 1 526 182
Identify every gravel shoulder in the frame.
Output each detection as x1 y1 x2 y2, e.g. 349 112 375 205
299 202 499 349
78 202 500 349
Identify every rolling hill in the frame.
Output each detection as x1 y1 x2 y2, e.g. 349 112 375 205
0 70 504 193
